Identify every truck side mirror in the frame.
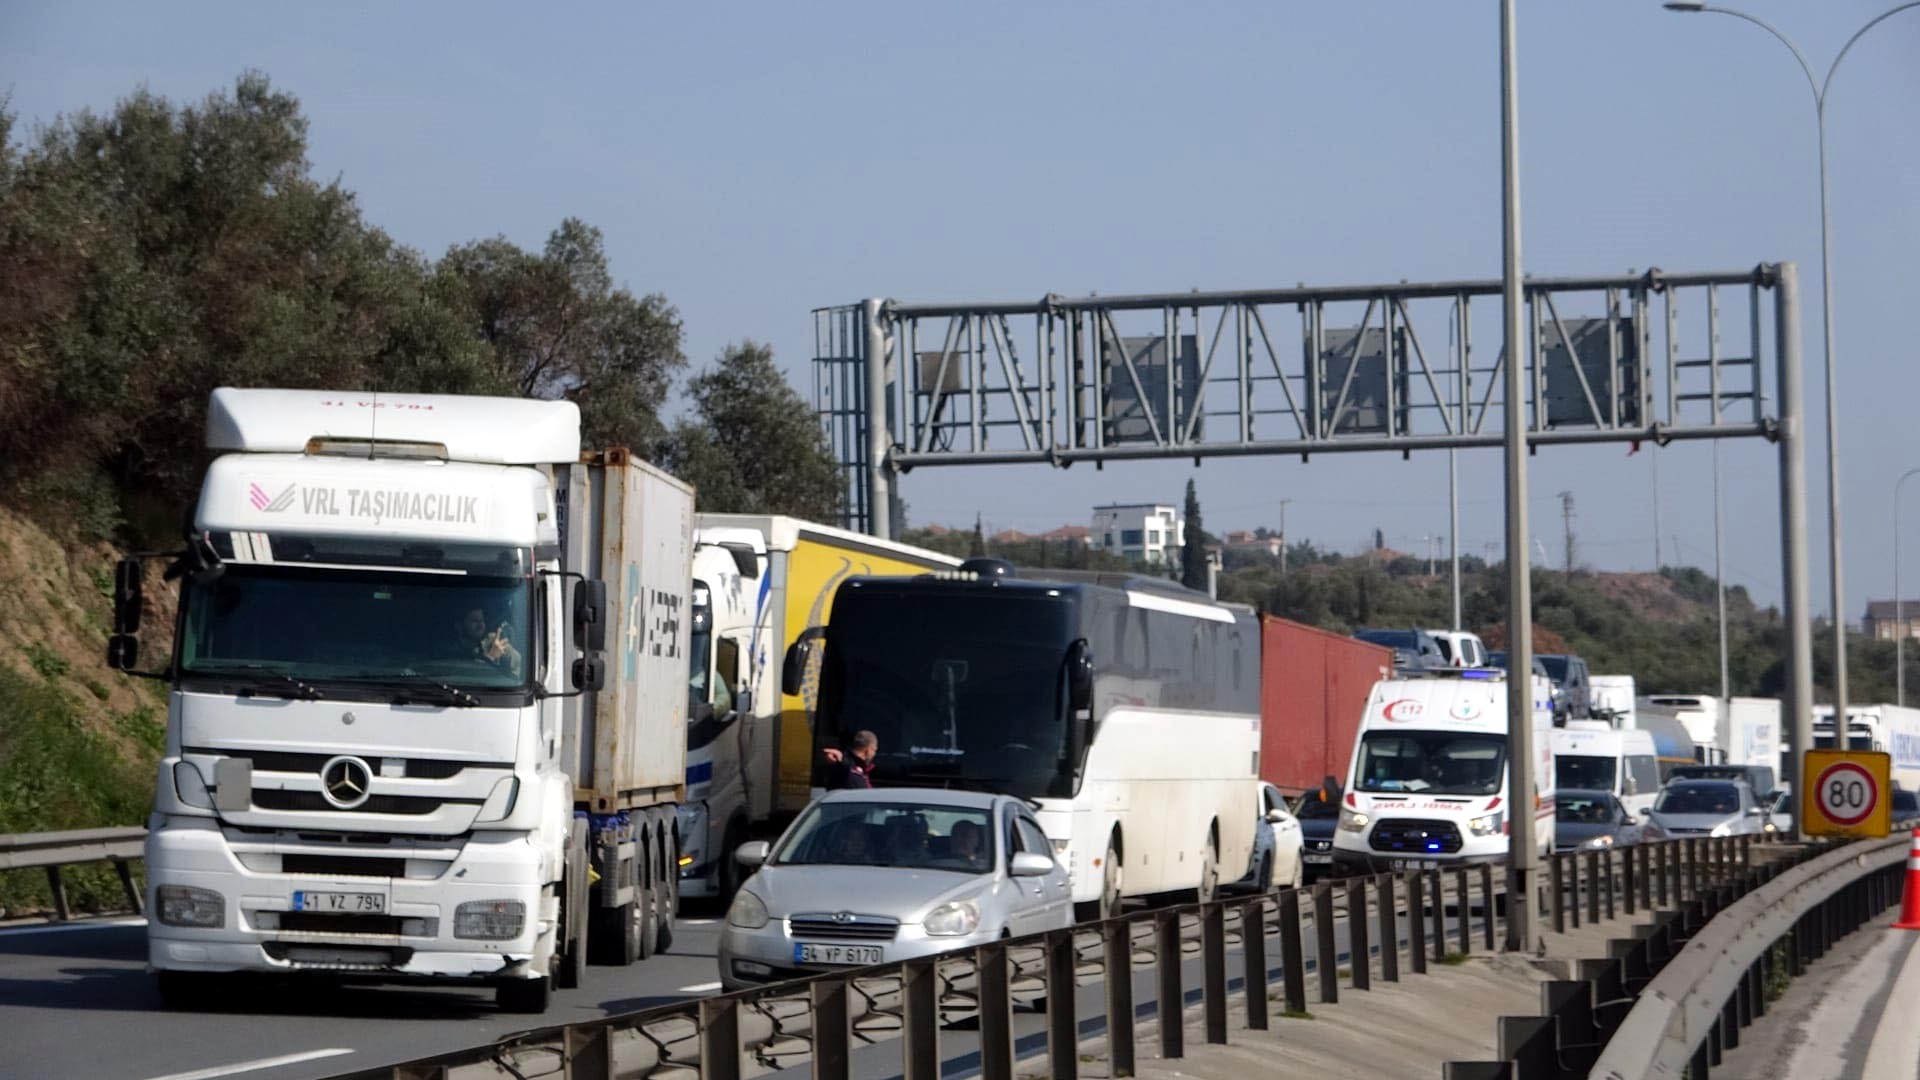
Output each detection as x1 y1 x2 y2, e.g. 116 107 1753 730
782 627 825 697
734 688 753 715
1066 639 1093 713
571 655 606 693
113 558 144 634
106 634 139 671
572 579 607 652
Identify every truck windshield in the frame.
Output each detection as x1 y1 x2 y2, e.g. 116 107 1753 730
816 588 1075 799
1555 754 1617 791
180 563 532 691
1355 731 1506 796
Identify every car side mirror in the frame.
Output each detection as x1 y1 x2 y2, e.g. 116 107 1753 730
572 578 607 652
1638 807 1654 818
1009 852 1053 878
782 627 825 696
735 840 771 868
1265 809 1288 825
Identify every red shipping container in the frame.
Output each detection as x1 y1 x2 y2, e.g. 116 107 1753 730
1260 616 1393 794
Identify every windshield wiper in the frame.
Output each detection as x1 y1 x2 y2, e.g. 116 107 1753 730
343 676 481 708
194 664 323 701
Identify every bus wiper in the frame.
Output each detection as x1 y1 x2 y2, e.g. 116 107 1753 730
201 664 323 701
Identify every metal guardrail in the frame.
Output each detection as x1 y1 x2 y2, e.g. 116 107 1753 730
0 826 147 920
1590 831 1909 1080
335 839 1745 1080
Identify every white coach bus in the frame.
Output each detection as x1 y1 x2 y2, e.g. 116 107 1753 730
782 558 1262 919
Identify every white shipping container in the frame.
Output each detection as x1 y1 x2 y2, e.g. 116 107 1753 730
558 452 695 811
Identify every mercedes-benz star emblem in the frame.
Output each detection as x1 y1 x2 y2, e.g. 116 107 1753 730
319 755 373 809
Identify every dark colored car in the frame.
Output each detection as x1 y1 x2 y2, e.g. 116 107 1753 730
1354 628 1446 672
1894 787 1920 823
1535 654 1591 721
1293 790 1340 880
1553 789 1650 852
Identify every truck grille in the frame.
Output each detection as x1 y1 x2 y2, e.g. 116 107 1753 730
251 791 478 816
1369 818 1465 855
282 854 406 878
788 914 899 941
185 748 486 779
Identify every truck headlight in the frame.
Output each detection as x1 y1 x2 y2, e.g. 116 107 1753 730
1338 808 1369 833
727 889 769 930
172 762 214 810
1467 812 1505 837
1580 835 1615 850
453 899 526 940
923 899 981 937
156 885 224 928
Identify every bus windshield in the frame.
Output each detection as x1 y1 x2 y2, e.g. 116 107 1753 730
180 562 533 692
1555 754 1617 791
1354 731 1507 796
816 587 1075 799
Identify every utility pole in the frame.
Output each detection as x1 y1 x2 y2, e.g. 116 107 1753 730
1497 0 1537 954
1651 451 1663 569
1278 498 1292 575
1559 491 1576 576
1450 448 1463 630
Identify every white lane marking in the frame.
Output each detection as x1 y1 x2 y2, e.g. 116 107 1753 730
144 1048 352 1080
676 980 723 993
1861 931 1920 1080
0 917 146 937
680 918 718 925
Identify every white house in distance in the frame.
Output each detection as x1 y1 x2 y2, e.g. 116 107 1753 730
1091 503 1184 567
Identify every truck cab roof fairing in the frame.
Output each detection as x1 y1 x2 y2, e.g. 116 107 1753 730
205 387 582 466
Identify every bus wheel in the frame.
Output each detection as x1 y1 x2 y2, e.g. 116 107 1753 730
1098 838 1124 920
1196 833 1220 904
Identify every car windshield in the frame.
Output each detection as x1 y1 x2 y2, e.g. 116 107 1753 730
1656 784 1742 815
1556 754 1617 791
773 801 995 874
816 588 1075 798
1538 656 1570 680
1556 794 1613 824
180 559 533 691
1894 790 1920 814
1357 630 1419 650
1355 731 1506 796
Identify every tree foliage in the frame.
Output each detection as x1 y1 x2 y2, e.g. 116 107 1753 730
654 342 842 521
1180 478 1208 592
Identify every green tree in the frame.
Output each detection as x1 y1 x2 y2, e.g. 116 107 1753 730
655 341 843 520
1180 478 1209 592
441 218 684 452
969 515 987 557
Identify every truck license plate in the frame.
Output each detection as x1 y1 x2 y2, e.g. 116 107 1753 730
293 890 385 914
795 943 883 966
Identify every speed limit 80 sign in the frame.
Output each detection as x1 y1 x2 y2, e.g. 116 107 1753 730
1802 749 1892 838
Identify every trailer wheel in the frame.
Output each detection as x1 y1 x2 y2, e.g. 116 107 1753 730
636 825 659 961
653 822 677 954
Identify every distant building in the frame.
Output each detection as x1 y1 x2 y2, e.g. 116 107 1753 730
1864 600 1920 640
1091 503 1184 568
1220 529 1283 557
991 528 1032 543
1039 525 1092 547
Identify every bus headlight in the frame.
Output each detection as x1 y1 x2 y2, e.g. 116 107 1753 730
1467 812 1505 837
1338 808 1369 833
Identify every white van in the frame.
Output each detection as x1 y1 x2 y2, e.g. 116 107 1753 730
1552 724 1661 819
1333 670 1555 873
1427 630 1489 669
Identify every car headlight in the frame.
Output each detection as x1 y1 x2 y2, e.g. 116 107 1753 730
728 888 769 930
1467 812 1505 837
923 899 981 937
1709 822 1734 838
453 899 526 940
1338 808 1369 833
1580 835 1615 850
156 885 225 928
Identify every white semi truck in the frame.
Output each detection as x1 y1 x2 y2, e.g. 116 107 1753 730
111 389 693 1013
678 515 958 900
1814 703 1920 792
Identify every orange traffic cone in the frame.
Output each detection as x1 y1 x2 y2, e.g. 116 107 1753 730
1894 829 1920 931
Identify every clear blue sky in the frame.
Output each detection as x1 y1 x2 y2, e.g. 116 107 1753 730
5 1 1915 614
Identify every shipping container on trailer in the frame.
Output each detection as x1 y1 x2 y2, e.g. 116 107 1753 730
1258 616 1394 794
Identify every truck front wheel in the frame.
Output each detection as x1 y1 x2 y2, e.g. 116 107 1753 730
496 975 551 1014
155 971 221 1011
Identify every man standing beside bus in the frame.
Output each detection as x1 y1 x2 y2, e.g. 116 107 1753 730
821 730 879 789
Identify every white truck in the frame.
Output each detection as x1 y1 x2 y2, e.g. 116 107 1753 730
111 388 693 1013
1717 697 1781 772
1333 669 1555 874
679 516 958 900
1588 675 1636 726
1814 703 1920 792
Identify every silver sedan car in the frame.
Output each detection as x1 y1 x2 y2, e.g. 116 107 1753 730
719 788 1073 990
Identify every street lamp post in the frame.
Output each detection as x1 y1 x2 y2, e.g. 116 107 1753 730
1664 0 1920 747
1897 469 1920 707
